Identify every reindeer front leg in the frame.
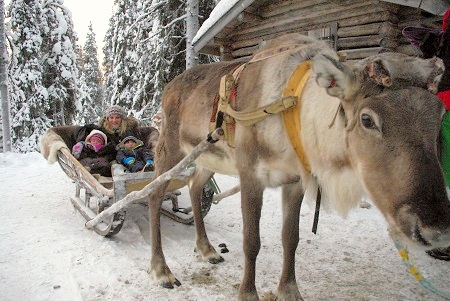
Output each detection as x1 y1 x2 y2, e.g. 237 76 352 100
148 182 181 288
277 183 304 301
238 174 264 301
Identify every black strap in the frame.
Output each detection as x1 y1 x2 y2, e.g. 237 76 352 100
312 185 321 234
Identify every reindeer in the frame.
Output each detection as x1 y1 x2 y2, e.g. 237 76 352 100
147 34 450 300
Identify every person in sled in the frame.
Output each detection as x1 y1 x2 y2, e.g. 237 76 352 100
75 105 140 156
100 105 141 145
71 129 115 177
116 135 155 173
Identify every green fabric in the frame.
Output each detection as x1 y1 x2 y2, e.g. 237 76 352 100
441 111 450 187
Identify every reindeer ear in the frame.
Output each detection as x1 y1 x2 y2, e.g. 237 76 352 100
312 54 356 100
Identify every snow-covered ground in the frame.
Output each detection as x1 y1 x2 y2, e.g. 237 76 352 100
0 152 448 301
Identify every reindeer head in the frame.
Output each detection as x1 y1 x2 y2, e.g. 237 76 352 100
312 53 450 249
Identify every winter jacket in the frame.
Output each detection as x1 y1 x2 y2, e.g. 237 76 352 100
71 142 116 177
116 138 154 173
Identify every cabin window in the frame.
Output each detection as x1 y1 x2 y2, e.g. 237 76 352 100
307 23 338 51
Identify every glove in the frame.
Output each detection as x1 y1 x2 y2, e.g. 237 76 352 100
123 157 135 165
72 142 85 159
146 159 154 166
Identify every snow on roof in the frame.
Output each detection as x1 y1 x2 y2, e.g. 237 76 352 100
192 0 255 53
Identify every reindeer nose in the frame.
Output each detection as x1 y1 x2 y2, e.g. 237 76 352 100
394 201 450 248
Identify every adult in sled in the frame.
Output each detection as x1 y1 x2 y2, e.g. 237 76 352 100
71 129 115 177
116 136 155 173
99 105 140 146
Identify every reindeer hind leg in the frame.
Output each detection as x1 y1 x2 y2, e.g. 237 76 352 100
189 167 224 264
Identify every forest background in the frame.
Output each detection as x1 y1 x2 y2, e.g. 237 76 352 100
0 0 218 153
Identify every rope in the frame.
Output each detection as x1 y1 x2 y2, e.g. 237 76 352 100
390 236 450 300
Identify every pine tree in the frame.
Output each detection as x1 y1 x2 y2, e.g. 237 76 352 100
77 23 104 124
102 0 216 125
41 0 80 126
103 0 140 113
7 0 51 152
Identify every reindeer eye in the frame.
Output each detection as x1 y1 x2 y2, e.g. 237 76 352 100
361 113 375 129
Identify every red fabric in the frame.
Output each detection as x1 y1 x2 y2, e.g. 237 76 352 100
438 90 450 110
443 8 450 30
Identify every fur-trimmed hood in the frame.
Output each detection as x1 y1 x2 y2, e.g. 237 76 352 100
85 129 108 145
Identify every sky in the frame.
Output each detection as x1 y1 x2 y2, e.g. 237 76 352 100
0 151 448 300
63 0 115 63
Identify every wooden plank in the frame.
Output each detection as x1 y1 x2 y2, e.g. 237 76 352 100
338 22 398 38
338 23 381 38
231 44 260 58
338 10 398 27
237 11 264 24
235 0 371 38
338 47 383 60
230 37 261 50
337 35 381 50
259 0 330 18
231 3 394 42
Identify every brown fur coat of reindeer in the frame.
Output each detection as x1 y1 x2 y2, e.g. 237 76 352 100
148 34 450 301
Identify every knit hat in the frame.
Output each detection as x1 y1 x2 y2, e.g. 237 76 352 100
117 135 144 149
85 129 108 145
105 105 127 118
121 136 139 144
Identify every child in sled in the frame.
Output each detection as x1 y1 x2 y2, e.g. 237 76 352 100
116 136 155 173
71 129 115 177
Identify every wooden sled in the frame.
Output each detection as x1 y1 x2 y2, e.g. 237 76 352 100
41 126 215 237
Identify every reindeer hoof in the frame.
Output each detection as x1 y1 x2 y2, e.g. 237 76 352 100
208 256 224 264
161 278 181 289
161 281 174 289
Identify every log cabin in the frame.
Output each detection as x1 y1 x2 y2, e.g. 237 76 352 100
192 0 450 62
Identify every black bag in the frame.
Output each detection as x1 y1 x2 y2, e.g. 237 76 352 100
402 26 444 58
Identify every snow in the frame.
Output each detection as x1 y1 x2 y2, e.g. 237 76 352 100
0 152 449 301
192 0 254 49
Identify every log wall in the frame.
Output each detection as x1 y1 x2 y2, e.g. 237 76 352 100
213 0 443 61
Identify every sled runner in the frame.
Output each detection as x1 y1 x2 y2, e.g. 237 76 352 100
41 126 215 236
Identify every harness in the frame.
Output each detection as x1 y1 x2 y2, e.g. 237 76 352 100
209 60 312 173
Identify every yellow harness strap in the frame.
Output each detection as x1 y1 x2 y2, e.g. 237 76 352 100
223 95 297 126
213 59 313 174
282 61 312 173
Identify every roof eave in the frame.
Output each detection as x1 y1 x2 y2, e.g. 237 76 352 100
192 0 256 54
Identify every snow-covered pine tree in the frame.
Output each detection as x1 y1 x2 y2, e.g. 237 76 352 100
41 0 80 126
77 22 104 124
7 0 51 152
103 0 140 116
103 0 216 125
